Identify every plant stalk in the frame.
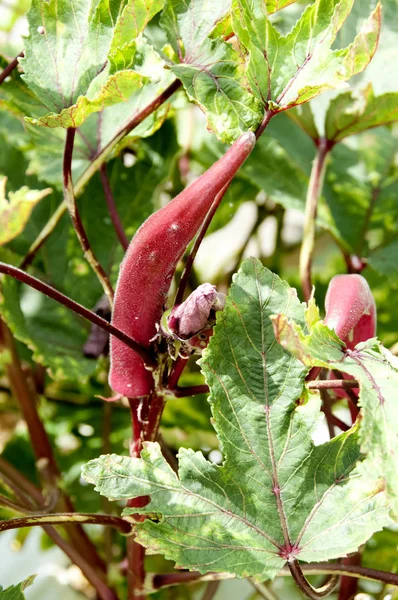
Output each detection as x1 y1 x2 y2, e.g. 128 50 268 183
201 581 221 600
21 80 182 268
148 562 398 592
307 379 358 390
0 458 118 599
63 127 115 306
100 163 129 251
174 109 274 308
289 560 339 600
300 138 331 302
0 262 156 368
0 51 24 84
0 320 108 575
0 513 132 534
174 184 229 306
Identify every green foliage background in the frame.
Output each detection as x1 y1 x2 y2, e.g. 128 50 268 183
0 0 398 598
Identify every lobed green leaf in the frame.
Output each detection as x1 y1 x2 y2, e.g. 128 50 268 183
83 259 390 578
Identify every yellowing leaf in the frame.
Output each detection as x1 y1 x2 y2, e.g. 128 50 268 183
0 177 51 245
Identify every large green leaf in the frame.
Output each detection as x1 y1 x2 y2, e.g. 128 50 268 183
160 0 263 143
0 576 36 600
234 0 381 111
325 85 398 142
1 46 174 189
21 0 167 128
83 259 389 579
273 300 398 519
0 177 51 245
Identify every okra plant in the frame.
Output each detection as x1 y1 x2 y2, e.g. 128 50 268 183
0 1 398 600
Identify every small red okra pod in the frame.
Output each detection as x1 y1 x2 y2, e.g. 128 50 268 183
109 132 256 398
324 274 376 349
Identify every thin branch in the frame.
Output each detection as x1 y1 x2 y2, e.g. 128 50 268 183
285 563 398 587
250 579 280 600
166 356 189 390
175 108 274 307
288 559 339 600
0 320 108 574
174 184 230 306
21 79 181 268
0 51 24 85
338 554 361 600
320 386 335 439
332 370 359 423
172 384 209 397
148 563 398 592
100 163 129 251
0 262 157 368
126 397 148 600
0 490 59 515
300 138 331 302
0 321 60 484
255 109 274 139
19 202 67 269
307 379 358 390
63 128 115 306
0 494 34 515
0 513 132 534
0 457 117 599
0 456 43 506
40 525 119 600
201 581 221 600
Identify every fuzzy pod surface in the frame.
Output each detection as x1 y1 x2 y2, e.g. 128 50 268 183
109 132 256 398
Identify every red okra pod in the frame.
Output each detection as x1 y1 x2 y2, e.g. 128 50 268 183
324 274 377 399
109 132 256 398
324 274 376 349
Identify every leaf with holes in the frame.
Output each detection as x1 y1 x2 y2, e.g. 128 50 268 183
21 0 167 128
82 258 390 580
233 0 381 112
272 299 398 520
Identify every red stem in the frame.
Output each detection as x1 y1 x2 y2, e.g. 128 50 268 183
0 513 132 534
307 379 358 390
0 51 24 85
172 385 209 397
174 184 229 306
339 554 361 600
166 356 189 390
100 163 129 251
0 262 156 368
63 128 115 306
0 321 110 579
288 559 339 600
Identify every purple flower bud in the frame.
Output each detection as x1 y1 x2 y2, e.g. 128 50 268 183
168 283 225 339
